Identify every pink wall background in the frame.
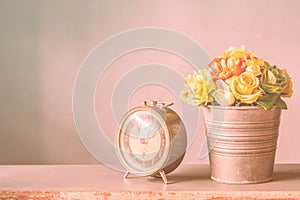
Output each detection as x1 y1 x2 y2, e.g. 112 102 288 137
0 0 299 164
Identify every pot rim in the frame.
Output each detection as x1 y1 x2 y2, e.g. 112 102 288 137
202 105 279 110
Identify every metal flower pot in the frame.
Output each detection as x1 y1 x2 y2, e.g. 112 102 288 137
202 106 281 184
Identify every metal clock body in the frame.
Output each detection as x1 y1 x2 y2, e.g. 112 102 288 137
115 101 187 184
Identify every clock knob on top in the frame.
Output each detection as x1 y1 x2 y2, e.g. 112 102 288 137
115 101 187 184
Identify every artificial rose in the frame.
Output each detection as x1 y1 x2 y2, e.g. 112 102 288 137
212 79 236 106
208 46 263 81
180 86 203 105
209 56 247 81
180 69 216 105
219 57 247 80
226 72 262 104
259 62 288 94
223 45 248 58
215 79 230 91
181 46 293 110
212 89 235 106
246 59 263 76
280 69 293 98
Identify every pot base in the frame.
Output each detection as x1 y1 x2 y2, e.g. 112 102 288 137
211 176 272 184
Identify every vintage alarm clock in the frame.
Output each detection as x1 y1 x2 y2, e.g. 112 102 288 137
115 101 187 184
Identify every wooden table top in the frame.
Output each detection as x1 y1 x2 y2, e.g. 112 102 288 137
1 164 300 199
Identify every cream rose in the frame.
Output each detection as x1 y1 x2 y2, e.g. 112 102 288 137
212 89 235 106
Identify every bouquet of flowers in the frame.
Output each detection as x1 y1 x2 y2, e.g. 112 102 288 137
180 46 293 109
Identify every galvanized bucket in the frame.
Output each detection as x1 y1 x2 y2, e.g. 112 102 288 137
202 106 281 184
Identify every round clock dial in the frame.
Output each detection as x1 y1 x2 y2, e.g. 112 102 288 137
116 101 187 179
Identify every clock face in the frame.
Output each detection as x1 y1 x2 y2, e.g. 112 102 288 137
116 107 170 176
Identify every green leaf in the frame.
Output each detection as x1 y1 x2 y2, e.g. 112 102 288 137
276 97 288 109
256 93 279 110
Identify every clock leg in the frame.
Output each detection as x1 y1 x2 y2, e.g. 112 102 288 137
159 170 168 184
124 171 130 179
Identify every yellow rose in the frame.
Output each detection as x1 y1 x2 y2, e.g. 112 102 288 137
226 72 262 104
193 80 213 102
223 45 247 58
246 59 262 76
180 70 216 105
